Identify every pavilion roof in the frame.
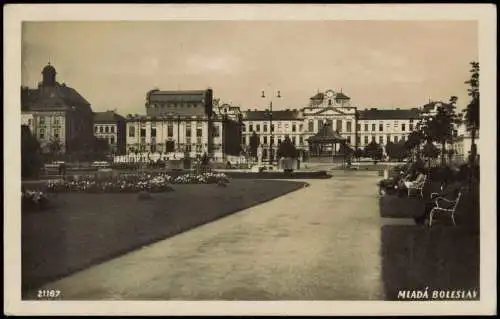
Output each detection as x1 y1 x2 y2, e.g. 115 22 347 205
308 123 346 143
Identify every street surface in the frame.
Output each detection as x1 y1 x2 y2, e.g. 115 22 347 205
31 171 385 300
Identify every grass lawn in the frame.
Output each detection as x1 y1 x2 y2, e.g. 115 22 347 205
22 179 307 296
379 195 425 218
379 181 480 300
381 225 480 300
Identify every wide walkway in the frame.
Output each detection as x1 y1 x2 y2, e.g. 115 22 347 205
30 170 385 300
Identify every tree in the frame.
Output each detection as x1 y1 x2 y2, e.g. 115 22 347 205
364 140 383 163
419 101 459 165
446 149 456 163
354 148 364 159
66 136 109 162
249 132 259 160
21 125 42 179
422 141 440 167
464 61 479 165
201 152 210 166
385 141 395 161
47 139 63 160
66 136 93 161
93 138 110 158
404 130 425 161
165 140 175 153
277 136 298 159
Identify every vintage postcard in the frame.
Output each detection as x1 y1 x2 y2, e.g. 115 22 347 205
4 4 497 316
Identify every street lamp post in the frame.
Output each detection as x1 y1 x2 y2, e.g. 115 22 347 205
177 115 181 156
261 89 281 165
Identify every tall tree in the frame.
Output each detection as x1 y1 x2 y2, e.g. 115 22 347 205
419 102 459 165
47 139 63 160
385 141 395 161
422 140 440 167
464 61 480 165
249 131 259 160
404 130 425 161
21 125 42 179
364 140 383 162
277 136 298 159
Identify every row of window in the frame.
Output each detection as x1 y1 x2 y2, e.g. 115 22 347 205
244 123 304 133
129 126 204 138
244 120 415 134
358 135 406 145
38 128 60 140
37 116 61 125
95 125 116 134
149 103 202 108
130 143 205 153
356 123 414 132
243 135 306 146
306 120 352 133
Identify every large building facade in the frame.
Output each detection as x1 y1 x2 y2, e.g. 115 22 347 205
120 87 475 163
357 108 420 148
21 63 94 154
241 89 422 161
93 111 126 155
122 89 243 162
242 109 304 160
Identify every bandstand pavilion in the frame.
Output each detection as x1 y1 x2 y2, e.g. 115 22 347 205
307 123 349 162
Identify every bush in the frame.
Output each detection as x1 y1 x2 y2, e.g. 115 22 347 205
22 189 52 212
428 165 455 184
45 172 230 193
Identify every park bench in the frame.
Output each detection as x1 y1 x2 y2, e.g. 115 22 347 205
429 191 462 227
407 174 427 198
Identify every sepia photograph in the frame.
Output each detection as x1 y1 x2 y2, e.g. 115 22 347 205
4 4 497 316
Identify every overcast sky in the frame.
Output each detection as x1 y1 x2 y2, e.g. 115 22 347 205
22 20 478 115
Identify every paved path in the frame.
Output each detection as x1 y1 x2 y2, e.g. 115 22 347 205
30 171 385 300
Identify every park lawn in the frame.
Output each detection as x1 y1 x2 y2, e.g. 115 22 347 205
22 179 307 296
378 181 445 219
380 183 480 300
381 225 479 300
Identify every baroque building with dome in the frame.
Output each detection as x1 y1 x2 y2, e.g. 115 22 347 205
21 63 95 154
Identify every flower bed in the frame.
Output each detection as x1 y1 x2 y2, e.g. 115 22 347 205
22 189 52 211
45 172 230 193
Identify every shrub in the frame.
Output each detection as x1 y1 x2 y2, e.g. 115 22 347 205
22 189 52 212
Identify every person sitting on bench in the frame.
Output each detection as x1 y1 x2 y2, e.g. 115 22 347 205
397 169 423 190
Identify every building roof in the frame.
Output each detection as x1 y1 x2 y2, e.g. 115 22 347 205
357 108 420 120
335 92 350 100
21 82 91 110
21 87 39 110
308 123 346 142
309 90 351 105
243 109 303 121
147 89 208 103
310 92 325 100
421 101 455 113
94 111 125 123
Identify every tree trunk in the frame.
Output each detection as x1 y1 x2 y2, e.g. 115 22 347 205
441 140 446 166
470 129 477 166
